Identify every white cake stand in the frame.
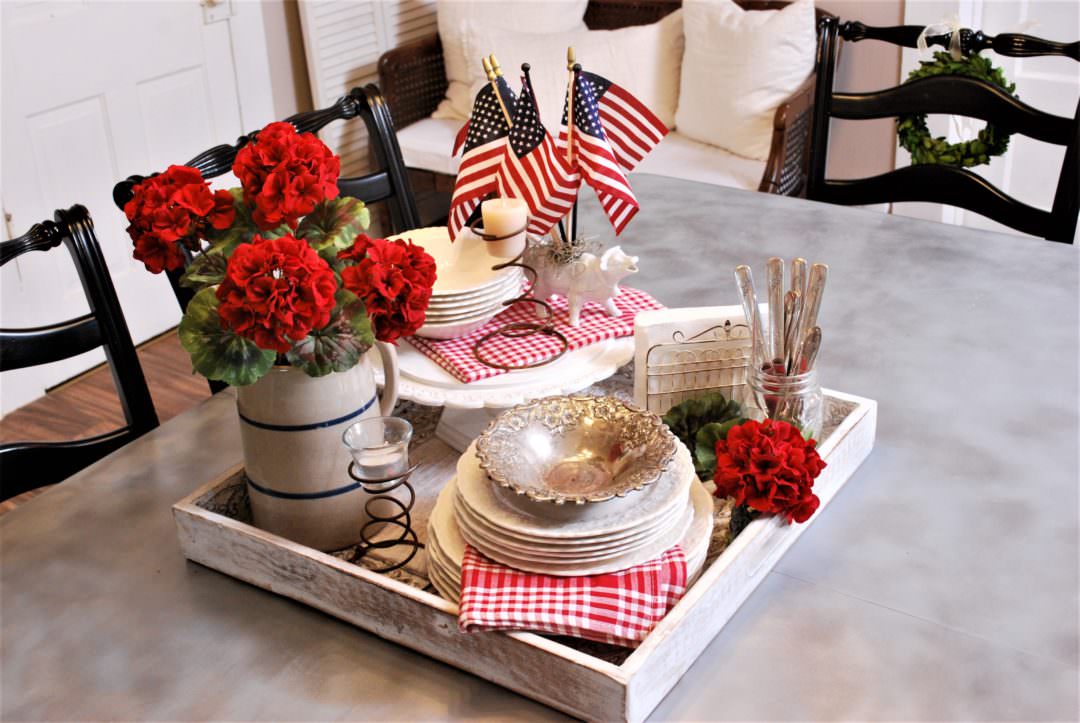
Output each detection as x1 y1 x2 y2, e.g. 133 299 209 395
371 337 634 451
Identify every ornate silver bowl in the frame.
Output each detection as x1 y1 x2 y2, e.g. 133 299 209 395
475 395 678 505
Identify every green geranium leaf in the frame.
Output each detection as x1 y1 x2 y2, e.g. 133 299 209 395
178 251 228 290
204 188 290 255
660 391 747 475
178 287 275 386
297 197 370 255
663 392 743 452
694 418 746 479
286 289 374 377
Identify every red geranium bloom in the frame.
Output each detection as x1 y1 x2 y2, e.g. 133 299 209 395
338 234 437 344
132 232 187 276
124 165 236 273
216 234 338 353
232 122 340 230
712 419 826 524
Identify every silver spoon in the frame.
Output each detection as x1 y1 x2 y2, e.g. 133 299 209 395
798 326 822 372
734 264 767 367
783 289 802 374
766 257 784 363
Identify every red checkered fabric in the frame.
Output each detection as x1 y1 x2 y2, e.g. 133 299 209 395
406 286 663 383
458 545 688 648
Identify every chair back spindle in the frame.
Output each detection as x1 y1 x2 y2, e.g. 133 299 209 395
0 206 159 499
113 84 419 395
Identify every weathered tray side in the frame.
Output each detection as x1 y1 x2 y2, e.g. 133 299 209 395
621 390 877 722
173 390 877 722
174 490 629 720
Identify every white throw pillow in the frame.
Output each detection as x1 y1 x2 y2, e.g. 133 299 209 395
435 0 589 121
676 0 815 160
459 10 684 129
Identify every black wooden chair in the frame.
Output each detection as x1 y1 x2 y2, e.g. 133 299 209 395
0 205 159 500
808 19 1080 243
113 83 420 313
112 83 420 394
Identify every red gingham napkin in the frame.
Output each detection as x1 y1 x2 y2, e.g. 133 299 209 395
406 287 663 383
458 545 687 648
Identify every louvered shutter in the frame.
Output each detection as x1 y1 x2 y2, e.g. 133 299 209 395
298 0 437 175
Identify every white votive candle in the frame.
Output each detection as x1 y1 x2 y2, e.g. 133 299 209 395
356 445 408 480
481 197 528 258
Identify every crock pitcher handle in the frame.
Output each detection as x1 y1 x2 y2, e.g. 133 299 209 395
374 341 399 416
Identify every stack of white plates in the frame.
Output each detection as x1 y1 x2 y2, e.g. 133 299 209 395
427 441 714 604
388 227 524 340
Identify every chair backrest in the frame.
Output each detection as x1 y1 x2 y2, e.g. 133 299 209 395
808 19 1080 243
0 205 159 499
112 83 421 314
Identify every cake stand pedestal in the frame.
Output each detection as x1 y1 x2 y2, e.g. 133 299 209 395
371 337 634 452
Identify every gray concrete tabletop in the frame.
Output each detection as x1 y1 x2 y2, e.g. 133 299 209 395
2 175 1077 721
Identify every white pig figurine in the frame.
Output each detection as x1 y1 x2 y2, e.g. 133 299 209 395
527 245 640 327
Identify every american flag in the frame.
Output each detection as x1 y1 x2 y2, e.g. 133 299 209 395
448 80 515 240
497 74 580 237
556 70 637 234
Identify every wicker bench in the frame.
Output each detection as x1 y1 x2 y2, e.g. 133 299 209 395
378 0 833 223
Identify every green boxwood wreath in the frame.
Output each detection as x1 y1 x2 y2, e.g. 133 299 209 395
897 51 1018 168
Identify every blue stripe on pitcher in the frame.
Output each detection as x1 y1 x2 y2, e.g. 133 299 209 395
238 393 378 432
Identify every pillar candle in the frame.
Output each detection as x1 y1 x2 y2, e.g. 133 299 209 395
481 197 528 258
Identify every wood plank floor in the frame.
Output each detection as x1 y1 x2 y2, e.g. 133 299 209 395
0 329 210 445
0 330 210 514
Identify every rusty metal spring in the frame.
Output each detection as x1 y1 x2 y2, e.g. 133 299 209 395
346 462 422 573
467 221 569 371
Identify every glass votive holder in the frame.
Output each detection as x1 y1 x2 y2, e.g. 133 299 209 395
342 417 413 487
746 365 824 442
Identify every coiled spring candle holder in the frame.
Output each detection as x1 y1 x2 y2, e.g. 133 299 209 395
345 462 422 573
467 221 569 371
342 416 422 574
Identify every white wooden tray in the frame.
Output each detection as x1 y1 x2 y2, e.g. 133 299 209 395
173 390 876 722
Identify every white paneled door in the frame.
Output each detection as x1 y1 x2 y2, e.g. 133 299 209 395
895 0 1080 239
1 0 275 414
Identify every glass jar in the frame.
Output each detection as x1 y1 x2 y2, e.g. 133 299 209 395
746 365 824 442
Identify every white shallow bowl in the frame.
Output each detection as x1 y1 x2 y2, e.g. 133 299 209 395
389 226 518 295
455 441 695 541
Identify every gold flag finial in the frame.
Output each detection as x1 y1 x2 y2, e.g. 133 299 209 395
482 56 496 81
489 54 503 77
567 46 576 70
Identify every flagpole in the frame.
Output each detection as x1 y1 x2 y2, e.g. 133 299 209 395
565 49 579 243
483 56 513 127
569 60 582 243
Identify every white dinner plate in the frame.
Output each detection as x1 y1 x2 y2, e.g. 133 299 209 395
454 490 685 553
421 284 521 323
425 288 520 319
429 477 715 580
454 494 692 567
426 275 522 303
453 489 688 556
388 226 517 295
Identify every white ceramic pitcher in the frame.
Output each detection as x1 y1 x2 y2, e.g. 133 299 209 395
237 342 400 551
